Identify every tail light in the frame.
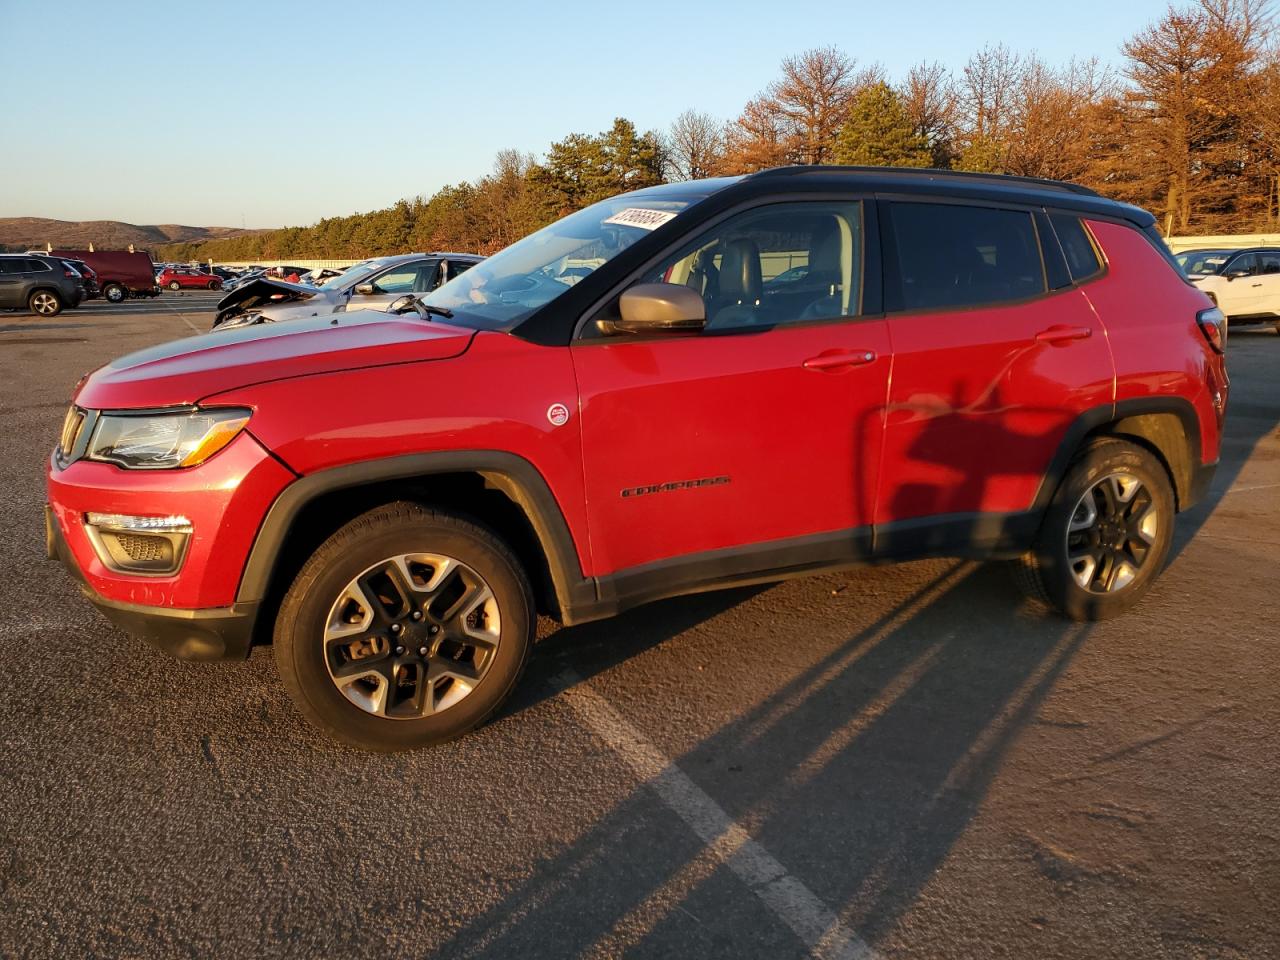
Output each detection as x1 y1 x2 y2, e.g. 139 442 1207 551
1197 307 1226 353
64 268 78 278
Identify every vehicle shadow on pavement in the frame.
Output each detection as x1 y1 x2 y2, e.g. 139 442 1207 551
446 335 1280 957
438 564 1092 957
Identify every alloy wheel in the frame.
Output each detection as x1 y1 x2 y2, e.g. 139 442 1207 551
1065 472 1159 593
31 292 59 315
322 553 501 719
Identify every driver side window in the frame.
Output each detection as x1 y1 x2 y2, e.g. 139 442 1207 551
372 262 428 294
641 201 864 332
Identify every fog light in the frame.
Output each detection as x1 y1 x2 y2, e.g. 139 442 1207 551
83 513 192 575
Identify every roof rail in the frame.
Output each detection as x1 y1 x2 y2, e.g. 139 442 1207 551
744 165 1100 197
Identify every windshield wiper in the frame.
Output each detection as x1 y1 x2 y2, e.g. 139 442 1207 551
419 303 453 319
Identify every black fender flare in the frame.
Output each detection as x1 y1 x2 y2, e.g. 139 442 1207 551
234 450 595 620
1030 396 1210 515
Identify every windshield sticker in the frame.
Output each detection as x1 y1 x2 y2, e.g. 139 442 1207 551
603 208 678 231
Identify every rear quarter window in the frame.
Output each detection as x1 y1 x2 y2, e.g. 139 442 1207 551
1049 213 1103 281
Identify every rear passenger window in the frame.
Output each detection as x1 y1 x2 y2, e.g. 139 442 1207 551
888 202 1044 311
1050 214 1102 281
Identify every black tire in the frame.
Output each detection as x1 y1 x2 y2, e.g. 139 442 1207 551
207 280 219 290
1011 438 1175 621
273 502 534 751
28 289 63 317
103 283 126 303
168 280 181 291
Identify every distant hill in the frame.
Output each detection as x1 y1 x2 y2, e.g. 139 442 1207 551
0 217 265 253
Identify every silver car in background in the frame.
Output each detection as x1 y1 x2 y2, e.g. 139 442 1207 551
212 252 483 329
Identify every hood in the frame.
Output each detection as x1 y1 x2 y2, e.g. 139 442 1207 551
75 310 475 409
215 276 336 318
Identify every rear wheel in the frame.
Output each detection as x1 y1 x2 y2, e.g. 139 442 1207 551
273 503 534 751
1011 438 1175 620
28 290 62 317
103 283 126 303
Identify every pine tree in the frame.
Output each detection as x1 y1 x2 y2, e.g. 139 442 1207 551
834 83 933 168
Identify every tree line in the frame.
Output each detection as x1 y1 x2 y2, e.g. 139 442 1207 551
160 0 1280 263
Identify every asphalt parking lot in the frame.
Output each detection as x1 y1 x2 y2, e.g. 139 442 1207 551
0 301 1277 959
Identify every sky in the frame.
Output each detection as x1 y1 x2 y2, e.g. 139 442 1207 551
0 0 1175 229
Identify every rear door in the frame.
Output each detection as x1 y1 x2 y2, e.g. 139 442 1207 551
874 199 1115 550
571 198 891 580
1232 250 1280 316
1255 250 1280 315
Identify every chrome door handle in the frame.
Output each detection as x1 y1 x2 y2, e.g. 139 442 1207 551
803 350 877 371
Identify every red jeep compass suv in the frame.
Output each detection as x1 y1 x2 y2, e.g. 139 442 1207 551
47 167 1229 750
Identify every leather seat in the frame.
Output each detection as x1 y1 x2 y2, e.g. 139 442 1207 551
708 238 763 328
798 219 845 319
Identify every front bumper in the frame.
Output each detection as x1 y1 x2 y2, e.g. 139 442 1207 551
47 504 258 660
45 429 296 661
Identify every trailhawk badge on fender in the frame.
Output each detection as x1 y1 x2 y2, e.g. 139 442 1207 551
546 403 570 427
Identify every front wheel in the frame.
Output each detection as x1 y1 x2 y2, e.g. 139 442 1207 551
28 290 62 317
168 280 181 291
1011 438 1175 620
207 280 219 290
273 503 534 750
103 283 126 303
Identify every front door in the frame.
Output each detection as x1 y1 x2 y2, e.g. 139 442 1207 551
571 199 891 582
350 259 438 311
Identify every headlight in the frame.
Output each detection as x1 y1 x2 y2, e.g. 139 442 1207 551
87 409 251 469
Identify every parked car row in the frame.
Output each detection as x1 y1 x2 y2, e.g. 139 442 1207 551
213 252 483 328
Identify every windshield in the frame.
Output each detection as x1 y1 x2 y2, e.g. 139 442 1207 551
1178 250 1233 276
327 260 381 290
424 194 693 329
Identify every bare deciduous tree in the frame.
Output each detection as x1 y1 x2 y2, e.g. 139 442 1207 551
664 110 726 181
901 61 959 167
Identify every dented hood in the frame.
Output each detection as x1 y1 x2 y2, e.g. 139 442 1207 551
75 310 475 409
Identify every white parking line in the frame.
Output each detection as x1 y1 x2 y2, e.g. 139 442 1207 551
557 670 878 960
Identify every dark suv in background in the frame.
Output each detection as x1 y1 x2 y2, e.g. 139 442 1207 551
0 254 85 316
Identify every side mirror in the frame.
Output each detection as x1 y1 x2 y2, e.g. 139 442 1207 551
600 282 706 336
388 295 417 314
354 282 376 296
1225 269 1250 281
